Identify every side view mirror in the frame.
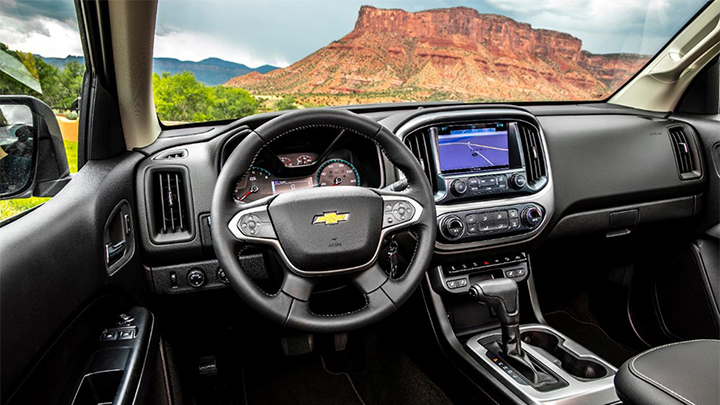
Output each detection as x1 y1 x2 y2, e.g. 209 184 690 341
0 95 71 200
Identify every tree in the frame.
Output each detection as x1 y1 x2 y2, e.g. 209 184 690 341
211 86 258 119
153 71 214 122
153 71 259 123
274 96 297 111
0 43 84 109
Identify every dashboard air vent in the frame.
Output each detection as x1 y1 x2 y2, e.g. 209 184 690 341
668 126 701 180
154 149 188 160
146 167 194 243
404 131 437 191
518 123 547 186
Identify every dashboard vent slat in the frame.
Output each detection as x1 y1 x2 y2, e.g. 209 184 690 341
147 167 194 243
404 131 437 192
518 123 546 185
668 126 701 180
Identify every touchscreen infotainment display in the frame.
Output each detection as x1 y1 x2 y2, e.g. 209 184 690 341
437 123 510 174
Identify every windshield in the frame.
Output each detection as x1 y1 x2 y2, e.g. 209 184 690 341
152 0 708 124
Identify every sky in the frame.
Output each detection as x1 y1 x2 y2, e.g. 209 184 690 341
0 0 709 68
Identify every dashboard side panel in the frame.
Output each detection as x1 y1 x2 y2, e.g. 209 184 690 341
539 115 705 222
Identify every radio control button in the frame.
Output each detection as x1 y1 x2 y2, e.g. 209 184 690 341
468 177 480 189
511 173 526 189
451 179 468 195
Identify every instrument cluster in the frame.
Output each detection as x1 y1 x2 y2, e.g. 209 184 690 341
234 157 361 203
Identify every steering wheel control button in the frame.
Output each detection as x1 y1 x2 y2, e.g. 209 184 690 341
187 269 206 288
381 198 420 228
238 210 276 239
217 267 229 284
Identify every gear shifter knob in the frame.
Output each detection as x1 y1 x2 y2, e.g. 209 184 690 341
468 278 520 325
469 278 557 388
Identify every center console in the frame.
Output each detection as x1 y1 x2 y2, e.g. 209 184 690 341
395 108 618 404
397 108 554 251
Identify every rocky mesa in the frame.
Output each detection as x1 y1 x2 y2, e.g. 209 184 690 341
225 6 649 103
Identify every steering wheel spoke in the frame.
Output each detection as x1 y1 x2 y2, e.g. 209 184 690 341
352 262 389 294
281 272 316 301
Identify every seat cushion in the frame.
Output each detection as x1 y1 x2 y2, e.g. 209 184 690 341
615 339 720 405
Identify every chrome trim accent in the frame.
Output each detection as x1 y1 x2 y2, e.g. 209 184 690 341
394 108 555 252
227 195 423 276
465 324 618 405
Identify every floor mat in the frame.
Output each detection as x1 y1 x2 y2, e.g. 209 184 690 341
242 354 365 405
545 310 637 367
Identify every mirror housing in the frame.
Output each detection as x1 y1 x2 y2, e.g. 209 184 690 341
0 96 71 200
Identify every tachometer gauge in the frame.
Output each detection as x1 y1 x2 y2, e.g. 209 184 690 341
297 154 314 165
234 167 274 202
316 159 360 187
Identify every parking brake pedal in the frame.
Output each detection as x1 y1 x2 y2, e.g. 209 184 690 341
281 334 314 356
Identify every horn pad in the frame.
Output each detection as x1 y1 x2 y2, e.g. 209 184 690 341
268 186 383 273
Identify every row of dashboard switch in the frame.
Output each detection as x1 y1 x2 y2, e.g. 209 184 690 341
465 209 520 234
444 252 526 274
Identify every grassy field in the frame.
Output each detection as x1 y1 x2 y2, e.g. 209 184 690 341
0 140 77 222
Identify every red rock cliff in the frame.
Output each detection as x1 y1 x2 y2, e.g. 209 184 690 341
226 6 649 103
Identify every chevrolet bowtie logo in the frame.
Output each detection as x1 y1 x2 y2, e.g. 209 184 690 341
313 212 350 225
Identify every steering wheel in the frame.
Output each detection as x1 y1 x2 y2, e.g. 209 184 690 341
211 109 436 333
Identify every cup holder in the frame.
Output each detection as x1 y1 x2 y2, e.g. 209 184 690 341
521 330 608 380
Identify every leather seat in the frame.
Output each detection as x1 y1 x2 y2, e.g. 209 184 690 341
614 339 720 405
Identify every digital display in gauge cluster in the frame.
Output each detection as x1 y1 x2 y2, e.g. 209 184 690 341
233 157 361 203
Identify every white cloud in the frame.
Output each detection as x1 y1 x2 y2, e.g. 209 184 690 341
0 14 82 57
154 29 290 68
484 0 701 54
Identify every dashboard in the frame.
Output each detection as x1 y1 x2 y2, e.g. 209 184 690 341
134 104 707 286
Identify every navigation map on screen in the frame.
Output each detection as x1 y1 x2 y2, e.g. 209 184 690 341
437 126 510 173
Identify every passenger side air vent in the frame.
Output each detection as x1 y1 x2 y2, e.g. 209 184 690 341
668 125 702 180
518 122 547 187
404 130 437 192
146 167 194 243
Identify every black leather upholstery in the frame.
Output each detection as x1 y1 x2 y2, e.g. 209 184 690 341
614 339 720 405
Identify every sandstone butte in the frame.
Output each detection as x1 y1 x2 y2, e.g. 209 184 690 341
225 6 650 103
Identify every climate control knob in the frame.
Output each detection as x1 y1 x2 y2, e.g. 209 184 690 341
450 179 468 195
440 215 465 240
522 206 543 227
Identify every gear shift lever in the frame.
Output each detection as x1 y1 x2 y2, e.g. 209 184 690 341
469 278 555 387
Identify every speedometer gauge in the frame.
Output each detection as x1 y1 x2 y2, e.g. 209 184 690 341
234 167 274 202
316 159 360 187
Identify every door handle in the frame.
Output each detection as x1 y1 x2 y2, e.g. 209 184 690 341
105 240 126 266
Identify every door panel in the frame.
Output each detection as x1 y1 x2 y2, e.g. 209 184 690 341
0 151 152 402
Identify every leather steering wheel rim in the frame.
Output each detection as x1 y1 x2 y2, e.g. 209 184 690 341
211 108 436 333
